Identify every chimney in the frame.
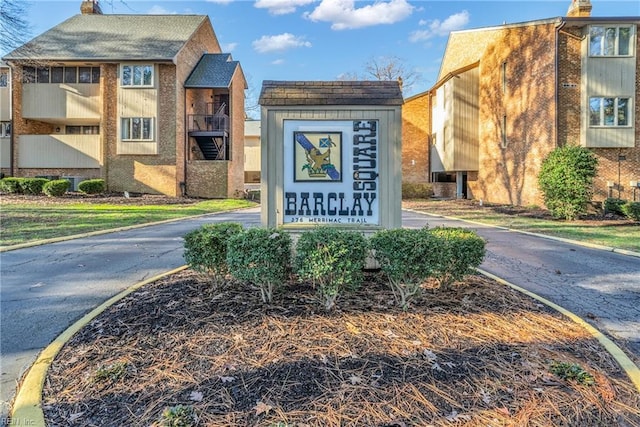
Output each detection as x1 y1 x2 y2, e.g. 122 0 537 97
567 0 592 17
81 0 102 15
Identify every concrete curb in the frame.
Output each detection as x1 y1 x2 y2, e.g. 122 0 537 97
404 209 640 259
9 266 189 427
477 268 640 393
0 206 258 253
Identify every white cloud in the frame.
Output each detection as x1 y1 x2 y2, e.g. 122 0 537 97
147 5 177 14
305 0 413 30
222 42 238 52
252 33 312 53
409 10 469 42
255 0 316 15
272 59 285 65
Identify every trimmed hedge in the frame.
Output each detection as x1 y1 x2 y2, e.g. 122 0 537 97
621 202 640 221
295 227 368 310
538 145 598 220
0 177 23 194
43 179 70 197
370 227 439 308
227 227 292 303
20 178 49 195
183 222 243 283
603 198 625 215
429 227 486 289
78 179 105 195
402 182 433 199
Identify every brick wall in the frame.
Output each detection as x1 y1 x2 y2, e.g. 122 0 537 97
401 92 430 184
227 68 246 198
472 23 557 206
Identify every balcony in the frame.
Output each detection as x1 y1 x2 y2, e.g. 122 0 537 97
22 84 101 121
187 114 229 135
18 134 101 168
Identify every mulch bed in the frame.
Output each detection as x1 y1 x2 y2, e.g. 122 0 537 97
42 270 640 426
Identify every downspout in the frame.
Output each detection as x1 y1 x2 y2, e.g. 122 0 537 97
9 63 14 177
554 18 566 148
181 88 188 197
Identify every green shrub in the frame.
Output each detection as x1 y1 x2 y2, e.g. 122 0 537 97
402 182 433 199
0 177 24 194
295 227 368 310
370 227 439 308
159 405 198 427
538 145 598 220
43 179 70 197
183 222 243 283
227 227 292 303
19 178 49 195
429 227 486 289
621 201 640 221
94 361 128 383
603 198 626 215
549 361 595 386
78 178 105 194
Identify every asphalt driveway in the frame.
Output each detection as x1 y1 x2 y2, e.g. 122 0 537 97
2 206 639 418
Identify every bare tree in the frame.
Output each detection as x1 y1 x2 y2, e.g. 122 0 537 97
363 55 420 94
0 0 31 54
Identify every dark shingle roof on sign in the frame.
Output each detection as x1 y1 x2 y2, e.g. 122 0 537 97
3 14 208 61
259 80 404 106
184 54 240 88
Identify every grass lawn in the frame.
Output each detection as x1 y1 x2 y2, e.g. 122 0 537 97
0 195 256 247
403 199 640 253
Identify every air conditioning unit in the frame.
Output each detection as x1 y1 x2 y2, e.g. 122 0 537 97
62 176 85 191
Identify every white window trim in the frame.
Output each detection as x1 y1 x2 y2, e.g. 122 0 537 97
588 25 634 57
121 117 155 141
120 64 155 88
589 96 633 128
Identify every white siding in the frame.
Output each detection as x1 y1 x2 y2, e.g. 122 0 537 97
0 137 10 168
18 134 101 168
581 25 636 148
22 84 101 121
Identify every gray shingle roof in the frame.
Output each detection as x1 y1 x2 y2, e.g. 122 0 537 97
259 80 404 106
184 54 241 88
3 14 208 61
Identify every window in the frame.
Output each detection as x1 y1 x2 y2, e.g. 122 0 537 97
22 66 100 84
0 122 10 137
121 65 153 87
501 62 507 94
51 67 64 83
23 66 35 83
121 118 153 140
501 115 508 148
590 25 633 56
0 70 7 87
36 67 50 83
589 97 631 127
66 125 99 134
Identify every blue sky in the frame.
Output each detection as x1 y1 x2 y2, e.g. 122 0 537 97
7 0 640 108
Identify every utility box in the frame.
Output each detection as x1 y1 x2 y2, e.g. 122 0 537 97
259 80 403 231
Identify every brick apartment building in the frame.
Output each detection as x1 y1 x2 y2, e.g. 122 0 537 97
403 0 639 206
1 0 246 198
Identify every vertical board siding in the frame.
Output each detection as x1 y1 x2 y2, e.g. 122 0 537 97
582 26 636 148
453 67 480 170
0 137 10 168
22 84 101 120
18 134 101 168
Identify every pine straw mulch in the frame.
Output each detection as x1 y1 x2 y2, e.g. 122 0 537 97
42 270 640 427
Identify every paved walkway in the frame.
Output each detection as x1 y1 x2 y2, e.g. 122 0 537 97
2 207 639 421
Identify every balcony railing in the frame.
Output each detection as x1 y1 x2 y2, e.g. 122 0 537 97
188 114 229 133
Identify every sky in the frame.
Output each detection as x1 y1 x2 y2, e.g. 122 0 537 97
5 0 640 113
